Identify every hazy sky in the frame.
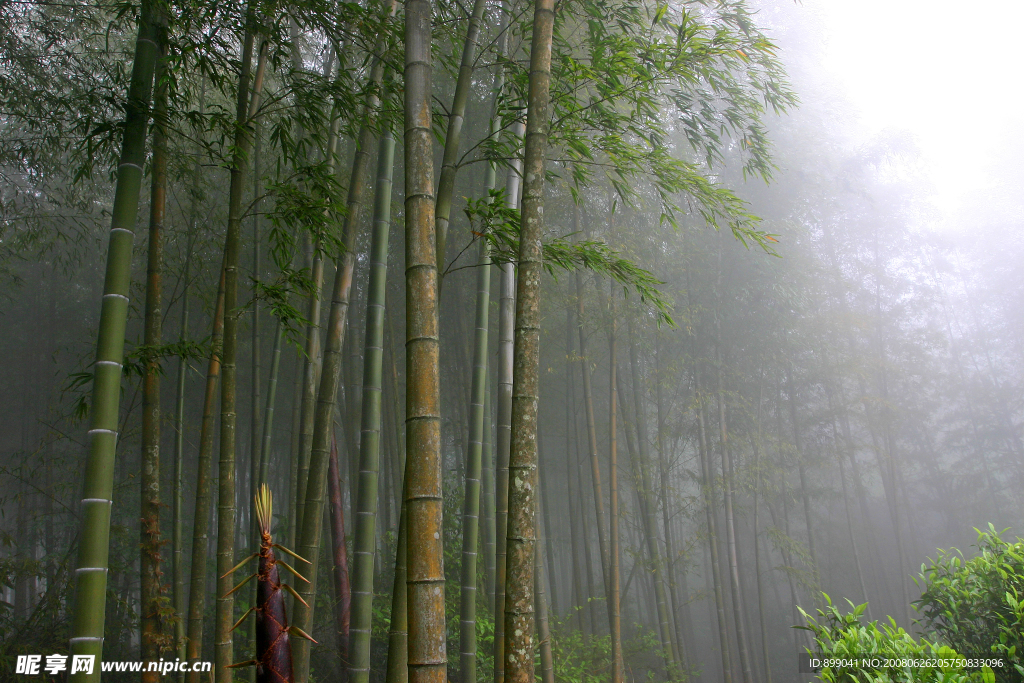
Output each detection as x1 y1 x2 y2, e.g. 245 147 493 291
772 0 1024 232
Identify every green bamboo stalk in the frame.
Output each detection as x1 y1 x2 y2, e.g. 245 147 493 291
458 235 491 683
348 128 396 683
215 30 267 683
482 374 496 606
385 488 408 683
174 81 205 683
259 321 283 486
493 118 524 683
140 35 168 683
291 13 394 678
534 492 554 683
501 0 555 676
69 0 160 677
404 0 446 676
185 264 225 683
433 0 489 277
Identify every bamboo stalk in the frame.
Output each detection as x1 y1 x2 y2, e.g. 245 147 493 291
140 35 168 682
186 264 226 683
501 0 555 675
69 0 161 677
216 28 268 683
348 128 396 683
291 8 394 678
404 0 446 677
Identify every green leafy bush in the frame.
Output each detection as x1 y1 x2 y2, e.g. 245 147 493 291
915 527 1024 682
800 596 984 683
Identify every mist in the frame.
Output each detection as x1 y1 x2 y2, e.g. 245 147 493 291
1 0 1021 682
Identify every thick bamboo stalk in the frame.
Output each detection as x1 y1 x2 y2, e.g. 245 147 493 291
216 29 267 683
140 38 168 682
69 1 160 678
501 0 555 674
291 14 393 679
404 0 446 678
185 265 225 683
348 128 396 683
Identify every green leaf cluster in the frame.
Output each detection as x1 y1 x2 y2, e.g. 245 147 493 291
915 527 1024 682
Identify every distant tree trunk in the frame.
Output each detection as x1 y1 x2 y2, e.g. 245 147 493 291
185 265 225 683
607 290 623 683
259 322 283 486
404 0 446 678
576 268 611 597
626 320 678 677
655 337 691 668
501 0 555 674
784 362 817 574
538 431 559 616
752 373 773 683
348 128 396 683
69 0 161 676
140 37 168 681
565 309 586 636
695 368 733 683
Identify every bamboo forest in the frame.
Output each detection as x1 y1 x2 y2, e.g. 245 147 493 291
4 0 1024 680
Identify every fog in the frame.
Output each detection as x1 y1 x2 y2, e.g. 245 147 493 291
1 0 1022 681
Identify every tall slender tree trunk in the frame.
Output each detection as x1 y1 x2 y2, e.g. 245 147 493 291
565 310 586 636
69 1 161 677
695 369 733 683
493 118 525 683
140 39 168 681
329 432 352 677
215 28 267 682
626 320 678 677
292 9 395 677
751 374 772 683
535 492 555 683
501 0 555 675
458 221 491 683
607 291 623 683
349 128 396 683
433 0 489 277
483 379 497 607
174 84 205 680
403 0 446 679
655 339 691 670
185 265 225 683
